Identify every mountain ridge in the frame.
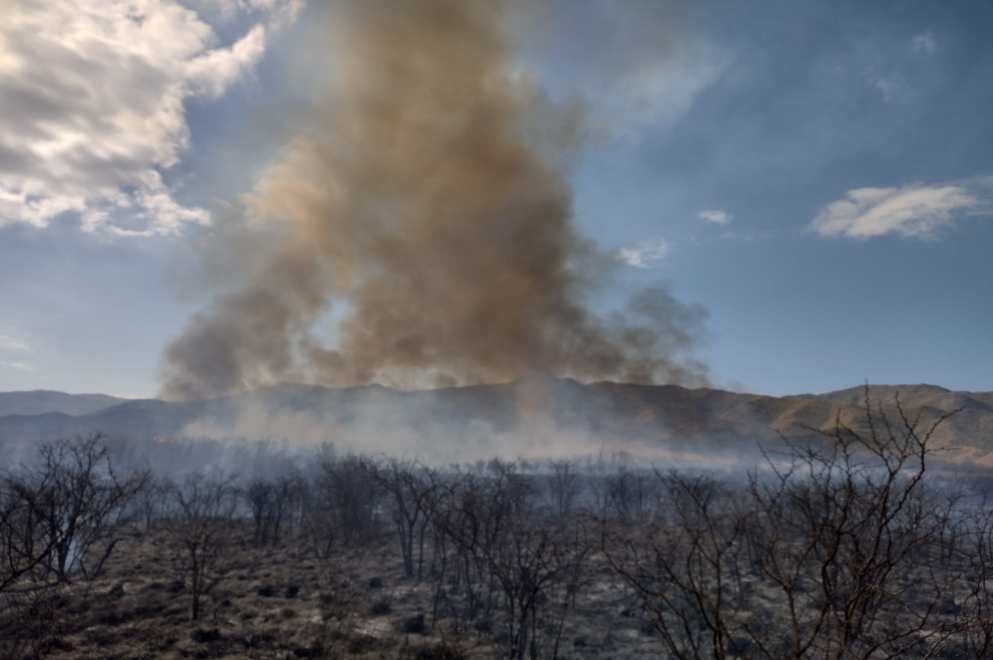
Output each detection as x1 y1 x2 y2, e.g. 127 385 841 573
1 380 991 465
0 390 127 417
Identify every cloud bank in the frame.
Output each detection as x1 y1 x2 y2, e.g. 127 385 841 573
0 0 299 236
0 335 30 353
617 239 671 268
697 209 732 225
0 361 34 372
809 178 993 240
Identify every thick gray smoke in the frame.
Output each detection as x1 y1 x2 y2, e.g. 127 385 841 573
160 0 709 401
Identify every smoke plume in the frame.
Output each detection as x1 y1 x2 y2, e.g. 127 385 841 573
160 0 709 401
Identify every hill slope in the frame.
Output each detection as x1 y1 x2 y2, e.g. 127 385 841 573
0 390 126 417
0 380 990 465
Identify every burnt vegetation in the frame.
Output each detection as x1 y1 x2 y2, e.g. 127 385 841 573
1 391 993 659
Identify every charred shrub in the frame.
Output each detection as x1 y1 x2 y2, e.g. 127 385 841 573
191 628 222 643
402 613 427 634
371 599 392 615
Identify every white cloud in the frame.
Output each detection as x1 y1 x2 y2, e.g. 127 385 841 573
912 31 937 55
0 334 30 352
869 76 909 101
0 0 300 236
0 361 34 372
605 54 727 139
697 209 732 225
617 238 670 268
809 178 992 240
540 2 729 142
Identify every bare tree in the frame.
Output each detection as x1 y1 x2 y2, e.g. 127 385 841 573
486 511 592 660
242 477 274 547
604 468 657 525
15 433 149 582
606 471 752 660
299 475 338 560
959 505 993 657
133 475 171 531
318 454 381 547
166 471 239 621
269 474 299 544
547 460 581 518
374 458 435 579
607 388 966 659
0 478 55 592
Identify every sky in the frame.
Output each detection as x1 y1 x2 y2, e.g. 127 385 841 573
0 0 991 398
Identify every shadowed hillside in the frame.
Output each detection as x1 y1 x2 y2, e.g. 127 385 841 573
0 379 990 466
0 391 126 417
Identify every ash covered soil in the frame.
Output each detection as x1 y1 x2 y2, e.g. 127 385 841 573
8 526 655 660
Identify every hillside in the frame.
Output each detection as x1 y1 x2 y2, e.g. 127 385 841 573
0 380 990 466
0 390 126 417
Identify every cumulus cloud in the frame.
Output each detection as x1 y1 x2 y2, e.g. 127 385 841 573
912 31 937 55
617 238 671 268
697 209 732 225
0 0 299 236
809 178 993 240
0 335 30 352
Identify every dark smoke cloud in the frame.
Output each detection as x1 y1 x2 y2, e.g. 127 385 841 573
160 0 709 401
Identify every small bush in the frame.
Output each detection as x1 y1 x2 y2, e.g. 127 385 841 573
402 614 427 634
191 628 222 643
348 634 378 654
414 642 464 660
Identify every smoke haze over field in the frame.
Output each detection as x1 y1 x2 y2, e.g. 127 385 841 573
159 0 710 401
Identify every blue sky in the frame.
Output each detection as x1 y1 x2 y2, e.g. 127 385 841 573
0 0 991 397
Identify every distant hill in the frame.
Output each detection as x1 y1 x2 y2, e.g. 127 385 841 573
0 390 126 417
0 380 990 466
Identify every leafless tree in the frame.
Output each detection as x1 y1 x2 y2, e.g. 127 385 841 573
0 478 55 593
486 511 592 660
606 471 752 659
133 475 171 531
607 387 966 659
374 458 435 579
952 502 993 657
166 471 239 621
13 433 149 582
604 468 657 525
242 477 274 547
547 460 581 518
299 475 337 560
317 454 380 547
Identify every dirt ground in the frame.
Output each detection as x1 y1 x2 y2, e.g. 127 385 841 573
2 524 660 660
